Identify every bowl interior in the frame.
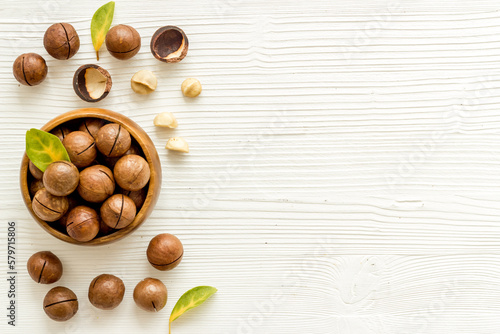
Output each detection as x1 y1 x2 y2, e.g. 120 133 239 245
20 108 161 246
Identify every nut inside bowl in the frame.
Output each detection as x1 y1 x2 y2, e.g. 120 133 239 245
150 26 188 63
20 108 162 246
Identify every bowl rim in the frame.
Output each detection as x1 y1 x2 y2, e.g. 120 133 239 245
20 108 162 246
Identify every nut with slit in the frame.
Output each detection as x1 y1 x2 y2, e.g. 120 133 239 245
146 233 183 271
105 24 141 60
77 165 115 203
27 251 63 284
100 194 136 229
66 206 100 242
79 118 106 139
43 286 78 321
32 188 69 222
62 131 97 168
43 161 79 197
50 126 71 142
12 53 47 86
133 278 167 312
88 274 125 310
113 154 150 191
96 123 131 158
43 23 80 60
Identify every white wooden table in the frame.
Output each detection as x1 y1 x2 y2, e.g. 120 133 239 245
1 0 500 333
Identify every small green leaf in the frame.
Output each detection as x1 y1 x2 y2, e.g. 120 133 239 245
91 1 115 60
169 286 217 334
26 129 70 172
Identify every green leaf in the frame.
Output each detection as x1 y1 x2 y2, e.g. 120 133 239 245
91 1 115 60
169 286 217 334
26 129 70 172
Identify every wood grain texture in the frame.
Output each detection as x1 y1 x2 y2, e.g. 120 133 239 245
1 0 500 333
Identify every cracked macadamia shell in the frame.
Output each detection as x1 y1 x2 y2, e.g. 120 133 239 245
27 251 63 284
13 53 47 86
114 154 150 191
147 233 184 271
44 23 80 60
43 286 78 322
73 64 112 102
150 26 188 63
88 274 125 310
96 123 131 158
32 188 69 222
133 278 168 312
77 165 115 203
105 24 141 60
66 206 100 242
100 194 136 229
62 131 97 168
43 161 79 197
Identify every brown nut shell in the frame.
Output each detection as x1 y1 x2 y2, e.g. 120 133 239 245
78 165 115 203
43 161 79 196
66 206 100 242
27 251 63 284
105 24 141 60
30 179 45 197
44 23 80 60
62 131 97 168
50 126 71 142
98 218 116 236
100 194 136 229
73 64 112 102
150 26 188 63
43 286 78 321
88 274 125 310
120 187 147 209
32 188 69 222
79 118 106 139
29 160 44 179
114 154 150 191
133 278 167 312
96 123 131 158
13 53 48 86
147 233 184 271
55 195 79 233
103 143 142 169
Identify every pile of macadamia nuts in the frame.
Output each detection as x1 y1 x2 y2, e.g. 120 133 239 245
29 118 151 243
27 233 183 321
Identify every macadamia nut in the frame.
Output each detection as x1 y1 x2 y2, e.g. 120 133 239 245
131 70 157 95
114 154 150 191
96 124 131 158
166 137 189 153
153 112 177 128
181 78 202 97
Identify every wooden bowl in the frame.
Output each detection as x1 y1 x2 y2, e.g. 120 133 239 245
20 108 162 245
